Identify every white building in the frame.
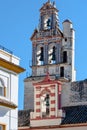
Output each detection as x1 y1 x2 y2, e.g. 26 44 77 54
0 45 25 130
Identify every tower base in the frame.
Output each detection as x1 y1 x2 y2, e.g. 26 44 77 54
30 117 62 127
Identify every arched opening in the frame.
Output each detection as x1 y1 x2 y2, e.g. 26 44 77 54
44 17 51 30
37 46 44 65
39 47 44 65
41 93 50 118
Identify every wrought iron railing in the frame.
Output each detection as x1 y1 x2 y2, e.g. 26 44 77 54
0 45 13 54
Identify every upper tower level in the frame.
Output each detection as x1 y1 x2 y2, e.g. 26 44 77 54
30 0 76 82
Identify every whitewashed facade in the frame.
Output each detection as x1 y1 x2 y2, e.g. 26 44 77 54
0 46 24 130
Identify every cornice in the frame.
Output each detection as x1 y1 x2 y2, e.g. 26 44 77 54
0 98 17 109
0 58 25 74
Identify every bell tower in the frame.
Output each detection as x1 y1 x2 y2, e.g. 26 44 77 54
24 0 76 110
31 0 75 81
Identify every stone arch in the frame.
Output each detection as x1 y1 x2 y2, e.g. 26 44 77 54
40 88 51 96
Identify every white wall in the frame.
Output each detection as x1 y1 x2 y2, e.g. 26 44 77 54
0 50 20 130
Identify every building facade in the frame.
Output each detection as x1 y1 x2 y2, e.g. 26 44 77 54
0 45 25 130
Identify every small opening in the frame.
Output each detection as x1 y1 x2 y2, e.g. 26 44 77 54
63 51 67 63
39 47 44 65
51 46 56 64
60 67 64 77
65 38 67 42
45 94 50 115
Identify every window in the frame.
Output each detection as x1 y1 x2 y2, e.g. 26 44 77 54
0 126 2 130
0 78 6 97
63 51 67 63
0 78 4 96
0 125 6 130
60 67 64 77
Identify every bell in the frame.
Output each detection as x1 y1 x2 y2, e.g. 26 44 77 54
47 19 51 27
46 100 49 106
51 54 56 60
39 54 44 61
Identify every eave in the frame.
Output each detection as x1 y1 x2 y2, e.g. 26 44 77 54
0 98 17 109
0 58 25 74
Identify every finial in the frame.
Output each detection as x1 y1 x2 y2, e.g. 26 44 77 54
43 72 51 82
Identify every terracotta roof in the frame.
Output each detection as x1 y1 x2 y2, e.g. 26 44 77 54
18 109 33 127
62 105 87 125
18 105 87 128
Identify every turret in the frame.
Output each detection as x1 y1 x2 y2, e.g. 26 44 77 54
62 19 76 81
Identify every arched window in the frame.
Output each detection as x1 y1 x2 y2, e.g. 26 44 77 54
37 46 44 65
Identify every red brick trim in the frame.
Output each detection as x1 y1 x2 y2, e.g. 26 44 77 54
50 115 55 118
36 109 41 112
51 100 55 104
50 85 55 88
51 108 55 111
30 116 62 120
51 93 55 97
36 102 40 105
36 116 41 119
36 94 40 98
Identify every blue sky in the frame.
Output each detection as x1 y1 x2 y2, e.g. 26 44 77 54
0 0 87 110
